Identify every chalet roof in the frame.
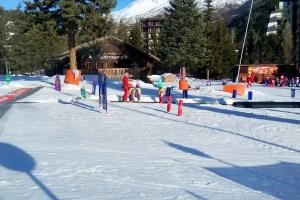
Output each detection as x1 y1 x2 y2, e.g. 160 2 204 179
56 35 160 62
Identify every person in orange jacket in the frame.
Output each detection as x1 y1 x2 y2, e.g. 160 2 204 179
122 70 129 102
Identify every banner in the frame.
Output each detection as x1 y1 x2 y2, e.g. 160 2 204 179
98 73 103 105
102 76 108 113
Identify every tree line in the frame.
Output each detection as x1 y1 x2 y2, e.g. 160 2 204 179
0 0 295 79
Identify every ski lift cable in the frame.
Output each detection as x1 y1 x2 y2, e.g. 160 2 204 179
236 0 255 83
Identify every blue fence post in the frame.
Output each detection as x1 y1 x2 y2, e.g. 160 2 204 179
248 91 253 100
98 73 103 106
102 76 108 114
92 79 96 95
232 90 237 98
166 87 171 97
291 89 296 98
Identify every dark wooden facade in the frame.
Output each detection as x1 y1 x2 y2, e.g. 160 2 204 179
56 36 160 79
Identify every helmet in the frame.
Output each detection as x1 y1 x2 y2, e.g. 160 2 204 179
136 81 140 88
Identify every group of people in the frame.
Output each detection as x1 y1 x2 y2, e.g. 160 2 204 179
241 73 255 88
122 71 141 102
122 71 167 103
263 75 300 87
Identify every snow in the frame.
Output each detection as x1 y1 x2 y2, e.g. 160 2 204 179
0 75 300 200
112 0 247 23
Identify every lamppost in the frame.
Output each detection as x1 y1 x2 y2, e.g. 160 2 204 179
235 0 254 83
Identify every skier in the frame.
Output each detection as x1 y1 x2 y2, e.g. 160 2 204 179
134 82 142 102
122 70 129 102
280 75 285 87
128 86 135 102
158 86 165 103
247 74 252 88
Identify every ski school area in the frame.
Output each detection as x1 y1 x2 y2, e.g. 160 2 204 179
0 74 300 200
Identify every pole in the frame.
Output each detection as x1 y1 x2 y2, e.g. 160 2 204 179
235 0 254 84
5 59 8 75
102 75 108 114
98 73 103 110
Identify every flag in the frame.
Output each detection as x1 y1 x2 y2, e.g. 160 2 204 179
102 76 108 114
98 73 103 106
54 74 61 91
80 75 86 99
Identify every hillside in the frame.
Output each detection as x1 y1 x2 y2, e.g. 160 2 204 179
112 0 247 23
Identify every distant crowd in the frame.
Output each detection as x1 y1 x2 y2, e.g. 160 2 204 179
240 73 300 88
263 75 300 87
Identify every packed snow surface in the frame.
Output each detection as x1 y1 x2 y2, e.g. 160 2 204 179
0 75 300 200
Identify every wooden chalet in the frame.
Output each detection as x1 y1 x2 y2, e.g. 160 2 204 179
55 36 160 80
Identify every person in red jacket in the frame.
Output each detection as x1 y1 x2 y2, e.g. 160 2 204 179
122 71 129 102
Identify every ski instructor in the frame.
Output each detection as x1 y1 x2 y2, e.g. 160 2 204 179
123 70 129 102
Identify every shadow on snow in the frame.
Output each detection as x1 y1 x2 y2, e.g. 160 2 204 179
0 142 59 200
185 104 300 125
111 104 300 154
164 141 300 200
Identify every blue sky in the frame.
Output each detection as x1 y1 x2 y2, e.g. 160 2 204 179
0 0 134 11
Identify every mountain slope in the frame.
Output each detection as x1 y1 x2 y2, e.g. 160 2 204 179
112 0 247 23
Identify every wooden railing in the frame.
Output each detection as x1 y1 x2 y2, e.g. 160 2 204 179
98 68 140 80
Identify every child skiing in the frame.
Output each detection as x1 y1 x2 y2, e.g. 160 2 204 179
134 82 142 102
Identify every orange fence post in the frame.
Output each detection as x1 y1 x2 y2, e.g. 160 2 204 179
223 84 245 96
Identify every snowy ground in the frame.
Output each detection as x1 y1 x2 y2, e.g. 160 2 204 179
0 75 300 200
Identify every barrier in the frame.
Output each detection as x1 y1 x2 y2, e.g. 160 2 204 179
232 90 237 98
159 90 164 103
54 74 61 91
248 91 253 100
223 84 245 96
0 88 33 104
291 89 296 98
166 87 171 97
64 69 81 85
178 100 183 116
167 96 172 112
233 101 300 108
179 80 188 90
0 95 14 104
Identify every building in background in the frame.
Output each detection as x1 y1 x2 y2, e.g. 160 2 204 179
296 0 300 70
266 0 300 70
140 17 165 53
55 36 160 80
267 1 291 35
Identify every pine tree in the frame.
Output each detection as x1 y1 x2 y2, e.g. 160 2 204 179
244 30 258 64
158 0 207 76
260 34 283 64
281 21 294 64
203 0 215 79
129 23 144 50
25 0 116 70
0 7 8 74
114 20 130 42
211 20 236 78
5 8 66 74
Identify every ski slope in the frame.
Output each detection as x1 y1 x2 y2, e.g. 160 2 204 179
0 75 300 200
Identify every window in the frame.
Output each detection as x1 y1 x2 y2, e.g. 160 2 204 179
85 62 93 70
